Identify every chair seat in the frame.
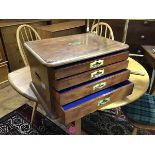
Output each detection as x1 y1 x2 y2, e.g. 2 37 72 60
8 66 37 102
122 94 155 126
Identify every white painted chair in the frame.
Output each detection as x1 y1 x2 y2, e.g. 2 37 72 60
8 24 41 124
91 22 114 40
16 24 41 66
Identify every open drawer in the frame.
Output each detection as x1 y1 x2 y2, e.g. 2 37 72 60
53 60 129 91
55 80 134 124
53 69 130 105
52 50 129 80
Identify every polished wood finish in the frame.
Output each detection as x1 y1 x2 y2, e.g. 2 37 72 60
53 70 130 105
55 82 133 124
25 33 128 67
0 62 8 84
53 51 129 79
53 60 129 91
25 33 131 126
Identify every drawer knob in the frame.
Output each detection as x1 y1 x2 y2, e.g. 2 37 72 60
90 60 104 69
91 69 104 78
93 82 106 90
144 20 148 24
98 97 110 106
140 35 145 39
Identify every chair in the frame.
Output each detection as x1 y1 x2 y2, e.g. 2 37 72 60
91 22 114 40
8 24 41 123
121 94 155 134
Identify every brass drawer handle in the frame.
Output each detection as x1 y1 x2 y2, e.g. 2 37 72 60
91 69 104 78
90 60 104 69
98 97 110 106
93 82 106 90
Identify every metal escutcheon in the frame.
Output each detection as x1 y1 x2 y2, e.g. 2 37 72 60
90 60 104 69
98 97 110 106
91 69 104 78
93 82 106 90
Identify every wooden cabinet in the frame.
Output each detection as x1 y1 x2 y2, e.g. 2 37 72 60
36 20 86 39
25 33 133 124
0 37 8 85
0 20 51 71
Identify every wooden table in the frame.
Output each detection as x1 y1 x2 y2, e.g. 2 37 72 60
141 45 155 94
100 57 149 110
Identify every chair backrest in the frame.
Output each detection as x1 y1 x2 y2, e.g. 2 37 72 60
91 22 114 40
16 24 41 66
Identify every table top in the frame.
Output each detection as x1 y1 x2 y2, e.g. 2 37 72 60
24 33 128 67
100 57 149 110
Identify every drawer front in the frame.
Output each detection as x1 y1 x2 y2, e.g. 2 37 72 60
127 20 155 45
53 51 129 79
0 37 5 63
1 22 48 44
4 43 25 70
53 60 129 91
55 81 134 124
53 69 130 105
0 50 2 62
0 63 8 84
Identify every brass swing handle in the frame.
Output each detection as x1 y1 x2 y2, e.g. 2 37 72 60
98 97 111 106
91 69 104 78
90 60 104 69
93 82 106 90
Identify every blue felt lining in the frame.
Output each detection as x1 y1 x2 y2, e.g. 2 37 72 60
59 69 128 93
63 80 131 110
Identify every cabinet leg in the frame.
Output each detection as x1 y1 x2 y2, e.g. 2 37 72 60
149 69 155 94
75 119 81 135
132 127 138 135
31 102 38 124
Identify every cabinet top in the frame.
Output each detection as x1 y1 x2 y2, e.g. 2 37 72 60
24 33 129 67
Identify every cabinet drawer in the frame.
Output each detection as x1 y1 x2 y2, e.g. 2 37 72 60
0 50 2 62
55 80 134 124
53 51 129 79
53 60 129 91
53 69 130 105
0 63 8 84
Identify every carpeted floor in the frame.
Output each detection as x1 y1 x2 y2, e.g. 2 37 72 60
0 104 151 135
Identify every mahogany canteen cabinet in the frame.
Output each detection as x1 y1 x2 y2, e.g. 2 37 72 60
24 33 134 125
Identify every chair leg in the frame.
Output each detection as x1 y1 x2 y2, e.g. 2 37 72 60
149 69 155 94
132 127 138 135
75 119 81 135
115 108 122 119
31 102 38 124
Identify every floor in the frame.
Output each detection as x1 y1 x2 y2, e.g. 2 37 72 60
0 83 69 133
0 82 45 118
